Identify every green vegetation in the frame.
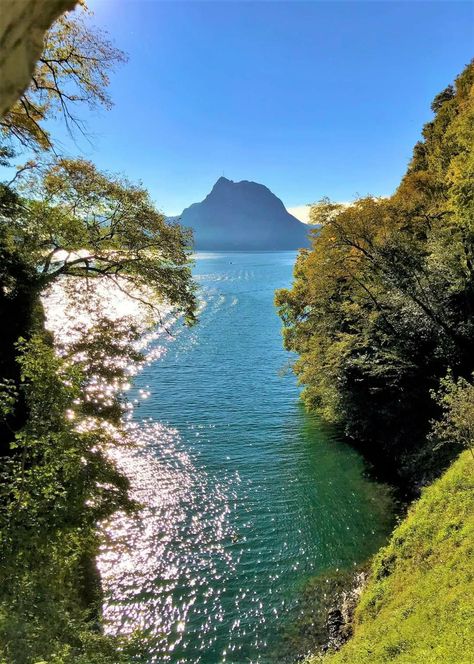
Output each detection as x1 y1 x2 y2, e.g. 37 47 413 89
276 62 474 486
0 4 196 662
277 62 474 662
1 4 125 154
430 372 474 459
1 2 472 660
310 451 474 664
0 332 140 663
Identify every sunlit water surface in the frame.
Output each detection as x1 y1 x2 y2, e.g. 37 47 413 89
94 252 392 663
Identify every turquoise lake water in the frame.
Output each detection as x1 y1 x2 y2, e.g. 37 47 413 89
98 251 391 663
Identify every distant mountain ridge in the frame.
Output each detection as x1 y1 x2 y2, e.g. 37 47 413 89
169 177 311 250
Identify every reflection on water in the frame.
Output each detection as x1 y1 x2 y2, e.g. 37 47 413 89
46 252 392 663
99 422 239 662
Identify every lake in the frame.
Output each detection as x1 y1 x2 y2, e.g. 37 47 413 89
98 251 391 663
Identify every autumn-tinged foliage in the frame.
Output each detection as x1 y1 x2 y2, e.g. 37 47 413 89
276 62 474 485
0 155 197 660
0 4 197 662
0 3 126 154
0 160 196 455
283 64 474 664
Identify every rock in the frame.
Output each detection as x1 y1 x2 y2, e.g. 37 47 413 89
325 570 369 652
327 608 344 642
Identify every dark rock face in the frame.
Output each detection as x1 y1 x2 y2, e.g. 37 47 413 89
173 177 311 250
326 608 345 644
322 571 368 654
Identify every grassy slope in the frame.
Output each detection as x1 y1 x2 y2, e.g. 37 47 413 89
313 452 474 664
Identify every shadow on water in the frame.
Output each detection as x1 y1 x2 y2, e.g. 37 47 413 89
270 410 394 662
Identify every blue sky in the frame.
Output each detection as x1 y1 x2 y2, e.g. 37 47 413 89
53 0 473 218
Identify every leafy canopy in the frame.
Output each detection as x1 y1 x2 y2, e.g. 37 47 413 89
3 158 197 324
276 62 474 484
1 3 126 154
0 4 197 660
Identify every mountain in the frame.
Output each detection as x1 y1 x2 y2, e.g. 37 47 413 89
171 177 311 250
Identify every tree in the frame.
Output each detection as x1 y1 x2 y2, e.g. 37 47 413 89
276 62 474 485
0 4 196 661
430 374 474 459
0 322 146 663
1 3 126 154
0 158 197 663
0 159 197 454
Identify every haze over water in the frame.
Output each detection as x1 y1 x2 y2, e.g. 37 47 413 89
98 252 392 663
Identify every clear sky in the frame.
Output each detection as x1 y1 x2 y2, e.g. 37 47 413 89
52 0 473 218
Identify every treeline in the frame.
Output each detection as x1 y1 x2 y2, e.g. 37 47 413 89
276 62 474 489
0 5 195 663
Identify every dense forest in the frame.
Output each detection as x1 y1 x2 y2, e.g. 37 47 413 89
0 6 196 663
277 63 474 662
276 61 474 490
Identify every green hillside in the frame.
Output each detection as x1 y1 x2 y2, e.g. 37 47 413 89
313 452 474 664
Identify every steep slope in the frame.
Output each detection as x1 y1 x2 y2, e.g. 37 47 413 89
315 452 474 664
175 177 311 250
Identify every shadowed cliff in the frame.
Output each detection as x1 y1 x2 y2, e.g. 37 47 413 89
171 177 311 250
